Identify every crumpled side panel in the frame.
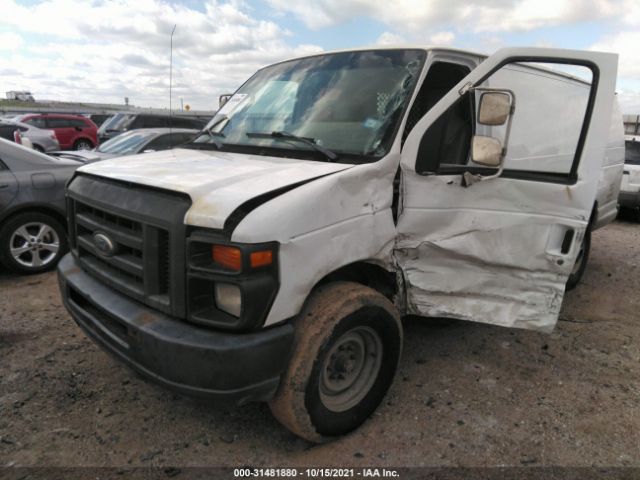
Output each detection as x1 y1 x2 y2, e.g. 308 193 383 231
396 213 584 332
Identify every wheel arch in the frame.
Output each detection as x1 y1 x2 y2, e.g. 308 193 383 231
0 204 67 232
313 261 399 302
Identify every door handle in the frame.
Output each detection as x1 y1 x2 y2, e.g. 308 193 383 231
560 229 575 254
0 184 9 189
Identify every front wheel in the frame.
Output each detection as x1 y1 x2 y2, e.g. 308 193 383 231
74 138 93 150
566 228 591 291
0 212 68 274
269 282 402 442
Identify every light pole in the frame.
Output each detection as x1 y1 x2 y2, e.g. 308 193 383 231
169 24 176 132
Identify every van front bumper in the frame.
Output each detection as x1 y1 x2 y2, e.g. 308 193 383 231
57 253 293 405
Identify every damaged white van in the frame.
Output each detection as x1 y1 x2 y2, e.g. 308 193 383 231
58 47 624 442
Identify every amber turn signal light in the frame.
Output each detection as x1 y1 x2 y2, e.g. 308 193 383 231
212 245 242 271
250 250 273 268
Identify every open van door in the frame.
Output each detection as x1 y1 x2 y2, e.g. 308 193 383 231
397 47 618 332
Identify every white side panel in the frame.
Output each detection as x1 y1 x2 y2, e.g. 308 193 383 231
621 165 640 193
232 154 399 326
594 99 624 229
397 175 588 332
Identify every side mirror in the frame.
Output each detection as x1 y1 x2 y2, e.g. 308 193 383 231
471 135 503 167
219 94 233 109
478 92 512 126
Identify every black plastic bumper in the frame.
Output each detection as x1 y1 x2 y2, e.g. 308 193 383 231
57 253 293 405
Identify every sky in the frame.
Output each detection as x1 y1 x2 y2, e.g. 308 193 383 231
0 0 639 113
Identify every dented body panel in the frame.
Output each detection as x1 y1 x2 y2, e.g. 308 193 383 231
70 46 623 336
398 47 620 332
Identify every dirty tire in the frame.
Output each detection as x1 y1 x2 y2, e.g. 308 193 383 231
268 281 402 443
0 212 68 274
566 228 591 291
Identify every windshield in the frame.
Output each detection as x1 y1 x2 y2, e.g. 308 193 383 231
97 131 155 154
192 49 426 163
98 113 135 133
626 140 640 165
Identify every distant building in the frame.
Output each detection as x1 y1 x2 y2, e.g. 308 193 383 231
6 91 35 102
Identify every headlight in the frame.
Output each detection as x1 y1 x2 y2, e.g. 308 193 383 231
214 282 242 317
186 232 280 331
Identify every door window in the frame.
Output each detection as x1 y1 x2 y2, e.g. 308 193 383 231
169 132 196 146
142 116 169 128
144 134 173 151
69 118 88 128
47 118 73 128
0 125 17 141
24 117 46 128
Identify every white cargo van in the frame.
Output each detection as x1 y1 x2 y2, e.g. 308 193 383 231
58 47 624 442
619 135 640 215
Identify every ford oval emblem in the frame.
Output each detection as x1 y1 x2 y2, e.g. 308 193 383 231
93 232 116 257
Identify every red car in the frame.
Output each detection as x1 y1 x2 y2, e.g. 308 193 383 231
17 113 98 150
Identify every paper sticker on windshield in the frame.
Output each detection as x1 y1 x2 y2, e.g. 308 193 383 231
218 94 248 116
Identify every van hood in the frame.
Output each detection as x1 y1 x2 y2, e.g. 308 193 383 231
77 148 354 229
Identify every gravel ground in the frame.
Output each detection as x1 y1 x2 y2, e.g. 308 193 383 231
1 218 639 474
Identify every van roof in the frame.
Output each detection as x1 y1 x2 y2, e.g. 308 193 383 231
266 45 592 87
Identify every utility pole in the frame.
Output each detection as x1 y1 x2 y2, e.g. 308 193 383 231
169 24 176 132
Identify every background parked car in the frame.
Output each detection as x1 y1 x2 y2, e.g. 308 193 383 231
85 113 111 128
16 113 98 150
0 139 82 273
98 113 206 143
619 135 640 219
0 120 60 152
55 128 198 162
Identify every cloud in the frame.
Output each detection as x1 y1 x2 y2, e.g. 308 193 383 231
265 0 620 33
376 32 405 45
0 0 322 109
589 28 640 113
591 31 640 78
0 32 23 50
429 31 455 45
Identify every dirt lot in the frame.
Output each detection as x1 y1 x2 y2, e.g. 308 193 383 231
1 218 640 473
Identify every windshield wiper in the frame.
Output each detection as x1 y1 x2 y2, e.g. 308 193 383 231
197 127 225 149
246 131 338 162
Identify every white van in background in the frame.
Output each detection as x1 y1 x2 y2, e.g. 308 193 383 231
619 135 640 216
58 47 623 442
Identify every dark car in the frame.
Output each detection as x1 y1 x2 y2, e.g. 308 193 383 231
86 114 111 128
98 113 206 143
16 113 99 150
0 139 81 273
54 128 198 163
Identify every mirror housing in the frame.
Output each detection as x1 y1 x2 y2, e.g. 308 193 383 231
219 94 233 109
471 135 503 167
478 91 512 126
